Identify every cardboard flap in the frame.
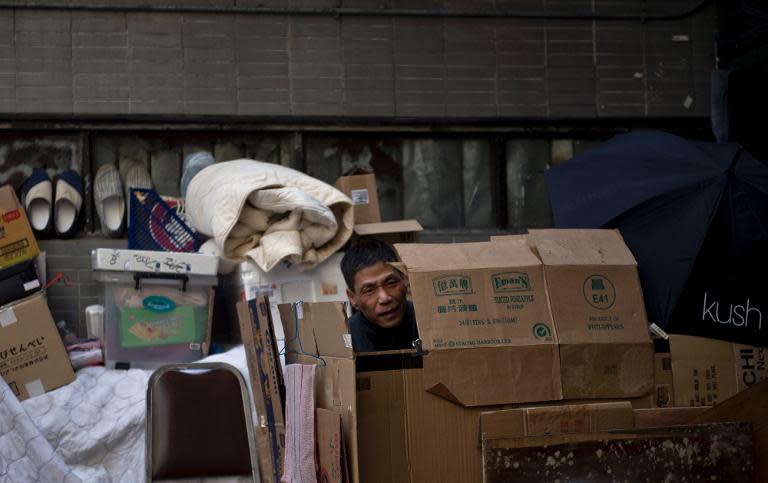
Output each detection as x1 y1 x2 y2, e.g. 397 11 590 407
341 167 372 177
279 302 352 361
480 402 634 442
395 241 541 271
528 229 637 266
315 357 358 483
354 219 423 236
422 346 562 407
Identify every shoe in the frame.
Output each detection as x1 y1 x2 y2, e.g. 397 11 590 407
180 151 214 199
124 164 152 196
21 168 53 238
122 161 153 225
94 163 125 237
53 169 83 238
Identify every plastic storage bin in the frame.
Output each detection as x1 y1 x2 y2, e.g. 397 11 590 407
92 249 219 369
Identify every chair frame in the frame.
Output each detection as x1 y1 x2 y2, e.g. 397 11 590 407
145 362 261 482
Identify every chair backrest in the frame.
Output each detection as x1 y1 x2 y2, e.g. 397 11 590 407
146 362 260 482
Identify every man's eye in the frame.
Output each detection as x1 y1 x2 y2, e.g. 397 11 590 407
361 287 375 295
385 279 399 287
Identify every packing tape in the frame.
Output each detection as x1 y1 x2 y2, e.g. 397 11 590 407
26 379 45 398
24 279 41 291
0 307 17 327
342 334 352 349
649 323 669 340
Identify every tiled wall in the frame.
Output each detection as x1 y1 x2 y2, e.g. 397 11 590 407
0 1 715 118
40 237 126 338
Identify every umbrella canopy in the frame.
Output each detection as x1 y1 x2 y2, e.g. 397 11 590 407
546 131 768 345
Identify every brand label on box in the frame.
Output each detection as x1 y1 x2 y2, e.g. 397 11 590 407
120 305 199 347
492 272 531 292
351 189 369 205
2 209 19 223
432 275 473 296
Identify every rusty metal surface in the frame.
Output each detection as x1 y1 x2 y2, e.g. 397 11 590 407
484 422 754 482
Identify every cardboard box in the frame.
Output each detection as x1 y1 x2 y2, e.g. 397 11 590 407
356 351 485 483
670 334 768 407
335 172 381 225
316 408 345 483
0 293 74 400
0 185 40 270
480 401 635 444
394 240 562 407
526 229 654 400
238 297 285 483
631 351 674 409
356 355 688 483
353 219 423 245
278 301 360 483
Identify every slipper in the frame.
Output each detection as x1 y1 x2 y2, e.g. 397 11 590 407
53 169 83 238
123 161 153 200
94 163 125 237
180 151 214 199
20 168 53 238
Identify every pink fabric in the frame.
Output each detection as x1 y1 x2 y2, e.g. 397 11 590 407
282 364 317 483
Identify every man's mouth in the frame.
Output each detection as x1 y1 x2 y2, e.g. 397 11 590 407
377 306 399 318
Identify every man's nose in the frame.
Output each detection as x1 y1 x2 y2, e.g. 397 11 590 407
377 286 393 303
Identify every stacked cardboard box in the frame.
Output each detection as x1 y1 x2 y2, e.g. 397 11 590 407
670 334 767 407
278 301 360 483
0 184 74 400
274 229 656 483
335 170 423 244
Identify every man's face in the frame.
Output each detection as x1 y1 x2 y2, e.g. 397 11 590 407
346 261 407 329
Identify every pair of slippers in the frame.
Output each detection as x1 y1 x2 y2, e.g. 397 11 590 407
94 162 153 237
21 168 83 239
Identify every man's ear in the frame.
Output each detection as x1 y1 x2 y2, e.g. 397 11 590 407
346 287 357 310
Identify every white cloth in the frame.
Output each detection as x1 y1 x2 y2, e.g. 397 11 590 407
281 364 317 483
186 159 353 273
0 346 254 483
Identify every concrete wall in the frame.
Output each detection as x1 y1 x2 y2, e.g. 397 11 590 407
0 1 715 118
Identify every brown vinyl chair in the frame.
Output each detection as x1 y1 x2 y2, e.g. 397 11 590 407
145 362 260 482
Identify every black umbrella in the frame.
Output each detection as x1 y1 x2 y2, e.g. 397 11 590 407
546 131 768 346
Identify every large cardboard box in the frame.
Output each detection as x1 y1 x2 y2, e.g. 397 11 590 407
670 334 768 407
0 293 74 400
0 184 40 270
355 355 691 483
278 301 360 483
394 240 562 407
335 172 381 225
356 351 486 483
238 297 285 483
526 229 654 399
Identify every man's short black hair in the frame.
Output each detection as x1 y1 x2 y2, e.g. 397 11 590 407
341 237 398 291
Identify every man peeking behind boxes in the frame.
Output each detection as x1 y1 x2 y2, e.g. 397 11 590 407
341 238 418 352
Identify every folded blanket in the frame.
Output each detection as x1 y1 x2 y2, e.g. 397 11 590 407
186 160 353 273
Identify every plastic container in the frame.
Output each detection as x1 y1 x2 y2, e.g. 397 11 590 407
92 249 219 369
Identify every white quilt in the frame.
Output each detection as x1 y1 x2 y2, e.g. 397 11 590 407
186 159 353 273
0 346 255 483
